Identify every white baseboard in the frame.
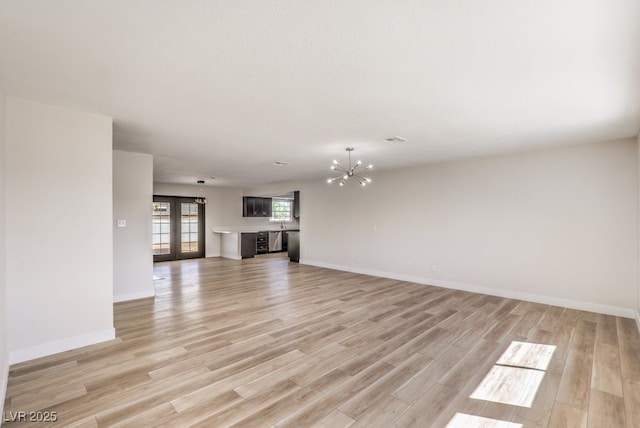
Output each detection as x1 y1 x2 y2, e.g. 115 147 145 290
113 289 155 303
636 311 640 334
220 253 242 260
301 259 638 320
9 328 116 365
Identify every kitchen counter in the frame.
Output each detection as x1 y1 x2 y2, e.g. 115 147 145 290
213 228 299 233
213 228 299 259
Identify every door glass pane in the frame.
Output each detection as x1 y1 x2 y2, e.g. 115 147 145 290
180 203 199 253
152 202 171 255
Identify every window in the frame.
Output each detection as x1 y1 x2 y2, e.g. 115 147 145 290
271 198 292 222
152 202 171 255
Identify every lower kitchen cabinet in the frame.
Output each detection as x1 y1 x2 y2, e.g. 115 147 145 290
287 231 299 263
241 233 257 259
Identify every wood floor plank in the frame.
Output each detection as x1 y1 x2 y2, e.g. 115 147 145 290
428 373 486 427
555 349 593 411
622 379 640 428
617 318 640 382
338 352 432 419
392 382 459 427
2 254 639 427
591 342 623 397
349 395 408 428
191 379 300 427
548 402 587 428
595 313 619 347
587 388 625 428
310 409 355 428
229 369 352 428
275 360 394 427
392 342 466 404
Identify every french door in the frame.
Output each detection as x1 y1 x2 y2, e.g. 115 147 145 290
153 196 205 262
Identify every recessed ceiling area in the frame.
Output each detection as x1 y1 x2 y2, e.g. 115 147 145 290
0 1 638 187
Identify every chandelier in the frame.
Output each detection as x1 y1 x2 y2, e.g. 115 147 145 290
327 147 372 186
195 180 207 204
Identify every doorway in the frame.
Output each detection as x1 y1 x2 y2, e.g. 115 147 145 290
153 196 205 262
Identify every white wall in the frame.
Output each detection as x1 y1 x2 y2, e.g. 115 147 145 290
113 150 154 302
299 139 638 317
0 80 8 414
6 98 115 364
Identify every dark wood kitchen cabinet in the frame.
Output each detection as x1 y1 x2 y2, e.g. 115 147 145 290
293 191 300 219
243 197 272 217
288 231 299 263
241 233 257 258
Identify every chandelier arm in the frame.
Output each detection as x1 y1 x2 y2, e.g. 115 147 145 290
355 177 367 186
353 173 372 182
333 163 348 173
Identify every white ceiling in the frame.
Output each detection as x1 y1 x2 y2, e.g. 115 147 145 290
1 1 639 187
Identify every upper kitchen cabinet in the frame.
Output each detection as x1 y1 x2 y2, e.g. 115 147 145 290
243 196 273 217
293 191 300 219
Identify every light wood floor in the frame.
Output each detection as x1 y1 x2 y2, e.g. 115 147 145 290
3 254 640 427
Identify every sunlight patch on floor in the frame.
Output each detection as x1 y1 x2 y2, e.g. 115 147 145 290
468 341 556 408
496 341 556 370
470 365 545 407
446 413 523 427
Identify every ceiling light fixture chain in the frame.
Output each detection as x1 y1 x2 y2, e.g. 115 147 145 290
327 147 372 187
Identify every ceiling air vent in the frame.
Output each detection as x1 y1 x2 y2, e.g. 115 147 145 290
384 136 407 143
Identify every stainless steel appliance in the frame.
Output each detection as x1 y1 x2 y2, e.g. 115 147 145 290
268 231 282 252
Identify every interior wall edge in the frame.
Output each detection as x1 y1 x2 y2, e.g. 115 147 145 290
637 134 640 333
9 328 115 365
0 364 7 424
301 258 638 320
